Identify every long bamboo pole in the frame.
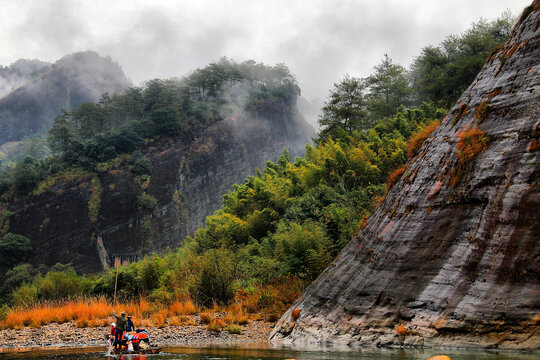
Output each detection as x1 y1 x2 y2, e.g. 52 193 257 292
113 257 120 304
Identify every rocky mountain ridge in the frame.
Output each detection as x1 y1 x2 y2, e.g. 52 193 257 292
271 1 540 350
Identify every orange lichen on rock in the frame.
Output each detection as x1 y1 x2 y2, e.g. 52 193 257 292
449 127 491 187
291 308 301 320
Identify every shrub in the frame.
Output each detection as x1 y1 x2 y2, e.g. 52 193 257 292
0 233 32 267
12 158 40 196
11 284 38 306
0 172 13 196
474 100 490 123
396 324 410 336
386 165 408 190
407 121 440 158
291 308 301 320
199 312 212 325
225 324 242 334
449 127 490 187
137 192 157 213
196 249 235 307
130 152 151 175
273 221 330 280
207 318 225 332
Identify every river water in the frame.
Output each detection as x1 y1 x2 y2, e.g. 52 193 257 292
0 345 537 360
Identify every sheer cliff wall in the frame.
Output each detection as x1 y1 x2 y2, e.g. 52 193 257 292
271 2 540 350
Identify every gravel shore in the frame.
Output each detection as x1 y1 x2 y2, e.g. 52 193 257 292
0 320 274 349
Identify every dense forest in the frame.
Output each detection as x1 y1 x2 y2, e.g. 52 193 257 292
0 13 515 324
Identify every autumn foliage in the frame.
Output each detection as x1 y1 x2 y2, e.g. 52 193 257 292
449 127 490 187
387 165 408 190
395 324 411 336
407 120 440 158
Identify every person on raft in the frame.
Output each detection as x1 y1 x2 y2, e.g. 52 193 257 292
126 315 135 332
112 311 128 349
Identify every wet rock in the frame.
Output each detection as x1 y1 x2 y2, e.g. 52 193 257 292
271 1 540 351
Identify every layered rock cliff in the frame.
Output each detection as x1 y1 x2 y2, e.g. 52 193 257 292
0 51 130 145
271 2 540 350
3 98 313 273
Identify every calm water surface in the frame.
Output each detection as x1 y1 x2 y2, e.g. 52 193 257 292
0 345 538 360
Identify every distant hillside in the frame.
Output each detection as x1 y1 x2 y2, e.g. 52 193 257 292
0 51 130 145
0 59 314 274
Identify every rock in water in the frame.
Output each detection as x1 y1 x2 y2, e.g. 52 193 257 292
271 1 540 350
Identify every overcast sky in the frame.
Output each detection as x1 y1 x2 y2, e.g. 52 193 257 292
0 0 531 101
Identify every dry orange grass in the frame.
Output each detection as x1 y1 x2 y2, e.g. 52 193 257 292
0 278 305 330
207 317 225 332
151 309 168 328
224 304 250 325
199 312 212 325
169 300 197 316
0 298 159 330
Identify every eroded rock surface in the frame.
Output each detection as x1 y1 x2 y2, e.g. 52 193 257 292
271 2 540 351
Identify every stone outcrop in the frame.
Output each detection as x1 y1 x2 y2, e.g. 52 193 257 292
3 98 313 273
271 2 540 350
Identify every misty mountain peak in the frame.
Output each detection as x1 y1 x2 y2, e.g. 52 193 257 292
0 51 131 145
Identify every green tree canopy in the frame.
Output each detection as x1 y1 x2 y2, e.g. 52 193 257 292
365 54 412 119
0 233 32 268
317 75 368 143
410 12 515 107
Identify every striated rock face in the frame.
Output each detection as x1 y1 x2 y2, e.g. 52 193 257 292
4 99 313 273
0 51 130 145
271 2 540 351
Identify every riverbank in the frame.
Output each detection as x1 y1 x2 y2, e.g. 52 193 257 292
0 319 273 349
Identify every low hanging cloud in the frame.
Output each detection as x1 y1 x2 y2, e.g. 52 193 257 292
0 0 530 102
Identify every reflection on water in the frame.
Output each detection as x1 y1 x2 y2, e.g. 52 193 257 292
0 345 537 360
